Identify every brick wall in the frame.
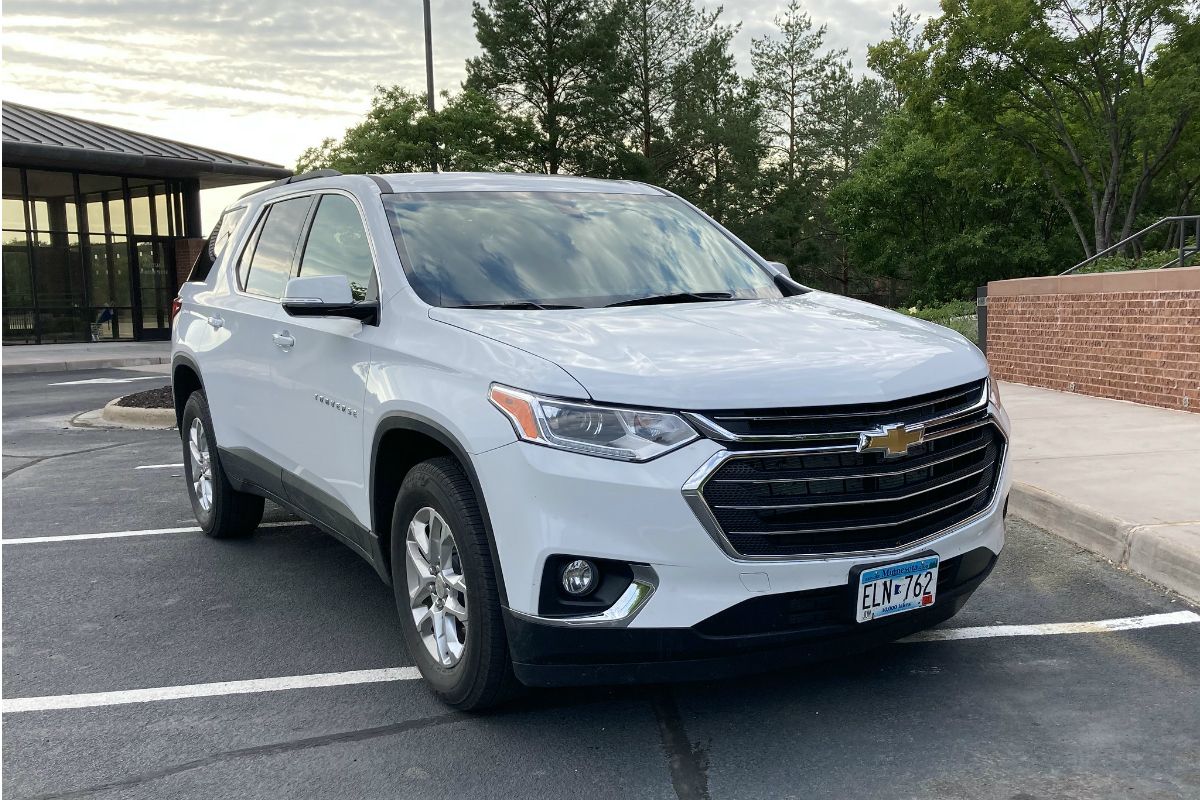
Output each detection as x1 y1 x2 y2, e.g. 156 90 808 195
173 238 207 288
986 267 1200 413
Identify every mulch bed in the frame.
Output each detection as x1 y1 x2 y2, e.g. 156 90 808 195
115 385 174 409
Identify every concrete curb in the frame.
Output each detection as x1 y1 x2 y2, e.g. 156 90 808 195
1011 482 1200 604
101 399 175 428
70 399 176 430
2 356 171 375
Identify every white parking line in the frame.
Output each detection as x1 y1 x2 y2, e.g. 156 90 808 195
1 520 307 545
1 667 423 714
135 463 184 470
3 611 1197 713
47 376 162 386
901 610 1200 642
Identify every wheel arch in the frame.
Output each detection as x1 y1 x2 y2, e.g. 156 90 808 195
171 354 205 432
371 413 509 605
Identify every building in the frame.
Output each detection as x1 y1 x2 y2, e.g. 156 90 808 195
2 103 292 344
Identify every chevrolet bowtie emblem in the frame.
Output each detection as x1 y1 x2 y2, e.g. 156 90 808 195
859 423 925 457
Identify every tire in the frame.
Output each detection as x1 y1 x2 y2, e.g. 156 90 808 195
181 391 264 539
391 457 517 710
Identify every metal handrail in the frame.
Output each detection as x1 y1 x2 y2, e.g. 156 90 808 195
1061 215 1200 275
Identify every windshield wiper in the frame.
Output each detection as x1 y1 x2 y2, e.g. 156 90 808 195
449 301 584 310
604 291 738 308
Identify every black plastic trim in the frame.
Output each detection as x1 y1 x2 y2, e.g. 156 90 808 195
218 446 285 501
219 446 383 578
537 556 635 617
238 169 342 199
170 352 205 430
370 414 510 605
366 174 393 193
282 299 380 324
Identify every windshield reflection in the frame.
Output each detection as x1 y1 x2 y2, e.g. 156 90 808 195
384 191 781 308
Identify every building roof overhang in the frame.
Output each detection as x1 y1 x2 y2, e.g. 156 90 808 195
2 103 292 188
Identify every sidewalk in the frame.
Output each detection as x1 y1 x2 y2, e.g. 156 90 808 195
2 342 172 375
1001 381 1200 603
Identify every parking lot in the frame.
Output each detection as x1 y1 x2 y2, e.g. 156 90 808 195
3 366 1199 800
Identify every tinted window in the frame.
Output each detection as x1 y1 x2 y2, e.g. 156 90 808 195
384 192 779 307
190 206 247 283
212 207 246 260
241 196 313 299
298 195 376 301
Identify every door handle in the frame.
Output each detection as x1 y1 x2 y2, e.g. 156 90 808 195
272 332 295 349
207 316 224 329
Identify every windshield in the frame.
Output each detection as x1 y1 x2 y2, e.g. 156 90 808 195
383 191 781 308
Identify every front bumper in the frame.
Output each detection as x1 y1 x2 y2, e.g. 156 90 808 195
471 403 1010 682
476 435 1008 613
507 547 997 686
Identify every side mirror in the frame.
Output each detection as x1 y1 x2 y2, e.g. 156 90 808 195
762 261 811 297
282 275 378 324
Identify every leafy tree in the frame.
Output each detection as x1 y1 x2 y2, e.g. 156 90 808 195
829 110 1078 304
868 4 924 112
466 0 627 174
296 86 538 174
927 0 1200 256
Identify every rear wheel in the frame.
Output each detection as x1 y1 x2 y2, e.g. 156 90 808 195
391 457 517 710
181 391 264 539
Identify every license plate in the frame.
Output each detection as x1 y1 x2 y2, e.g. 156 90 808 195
854 555 939 623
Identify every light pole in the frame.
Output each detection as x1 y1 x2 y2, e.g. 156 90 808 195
423 0 438 172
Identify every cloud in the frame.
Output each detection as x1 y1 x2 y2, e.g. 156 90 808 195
3 0 930 227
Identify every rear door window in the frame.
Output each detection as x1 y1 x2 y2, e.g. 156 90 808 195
240 196 314 299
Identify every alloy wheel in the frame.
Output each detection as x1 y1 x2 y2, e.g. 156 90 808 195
188 418 213 512
405 506 468 667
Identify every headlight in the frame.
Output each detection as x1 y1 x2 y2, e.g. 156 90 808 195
488 384 698 461
988 377 1002 408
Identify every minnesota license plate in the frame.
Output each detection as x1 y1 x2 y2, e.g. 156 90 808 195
855 555 939 623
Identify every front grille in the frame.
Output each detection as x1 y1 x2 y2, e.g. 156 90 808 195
688 387 1004 558
700 380 985 439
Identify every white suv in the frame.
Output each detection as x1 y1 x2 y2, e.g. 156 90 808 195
172 171 1011 709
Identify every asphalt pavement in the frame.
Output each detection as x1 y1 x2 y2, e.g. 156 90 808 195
3 367 1198 800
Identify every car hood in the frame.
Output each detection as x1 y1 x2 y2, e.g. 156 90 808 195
430 292 987 410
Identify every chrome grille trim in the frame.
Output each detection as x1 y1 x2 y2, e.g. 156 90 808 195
708 383 982 422
684 380 988 443
708 441 990 484
682 413 1007 562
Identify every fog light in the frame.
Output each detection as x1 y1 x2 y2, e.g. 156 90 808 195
561 559 598 596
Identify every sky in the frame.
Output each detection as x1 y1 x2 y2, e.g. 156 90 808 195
2 0 938 228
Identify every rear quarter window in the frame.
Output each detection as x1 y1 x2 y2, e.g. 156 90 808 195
188 206 248 283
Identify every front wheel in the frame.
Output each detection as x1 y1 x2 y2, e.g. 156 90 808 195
391 457 516 710
181 391 264 539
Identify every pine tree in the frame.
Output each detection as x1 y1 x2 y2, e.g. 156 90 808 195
466 0 627 174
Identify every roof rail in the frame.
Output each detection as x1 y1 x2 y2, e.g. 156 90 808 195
238 169 342 200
